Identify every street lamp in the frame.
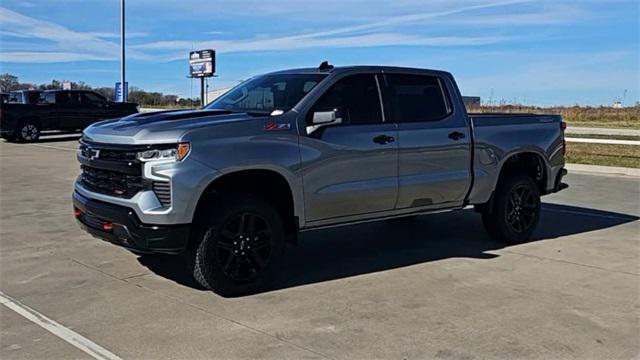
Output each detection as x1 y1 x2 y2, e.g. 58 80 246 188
120 0 127 102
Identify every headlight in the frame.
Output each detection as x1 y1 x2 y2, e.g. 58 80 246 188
137 143 190 162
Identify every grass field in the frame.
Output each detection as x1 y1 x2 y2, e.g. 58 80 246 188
468 105 640 129
566 134 640 141
566 143 640 168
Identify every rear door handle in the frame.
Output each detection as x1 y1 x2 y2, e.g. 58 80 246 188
448 131 466 141
373 135 395 145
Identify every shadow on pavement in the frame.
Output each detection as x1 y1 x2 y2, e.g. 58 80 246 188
137 203 639 295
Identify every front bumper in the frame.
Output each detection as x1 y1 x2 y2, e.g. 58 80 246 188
73 191 190 254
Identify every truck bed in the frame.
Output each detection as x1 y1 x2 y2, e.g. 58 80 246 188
466 112 565 205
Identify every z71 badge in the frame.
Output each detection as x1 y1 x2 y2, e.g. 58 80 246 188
264 122 292 131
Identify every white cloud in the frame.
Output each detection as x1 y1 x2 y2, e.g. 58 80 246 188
0 6 148 63
133 0 529 59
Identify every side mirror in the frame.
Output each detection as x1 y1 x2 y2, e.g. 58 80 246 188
307 109 342 134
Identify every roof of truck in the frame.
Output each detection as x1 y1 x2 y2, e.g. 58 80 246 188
266 64 452 77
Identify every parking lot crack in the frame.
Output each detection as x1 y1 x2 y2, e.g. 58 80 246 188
502 250 640 276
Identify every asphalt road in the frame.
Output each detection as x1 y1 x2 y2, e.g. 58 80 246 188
1 134 639 360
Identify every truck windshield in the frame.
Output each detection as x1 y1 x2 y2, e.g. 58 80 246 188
205 74 326 113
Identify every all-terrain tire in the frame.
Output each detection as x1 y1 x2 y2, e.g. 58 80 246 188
188 193 285 296
481 174 541 244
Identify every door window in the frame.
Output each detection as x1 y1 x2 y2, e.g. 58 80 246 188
385 74 451 123
81 92 105 106
56 92 81 106
309 74 382 125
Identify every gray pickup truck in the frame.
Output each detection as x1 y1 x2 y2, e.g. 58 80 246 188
73 63 568 295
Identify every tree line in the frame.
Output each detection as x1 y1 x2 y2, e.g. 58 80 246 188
0 73 200 107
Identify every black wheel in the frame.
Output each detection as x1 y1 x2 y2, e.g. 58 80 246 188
481 174 541 244
188 194 285 296
16 121 40 142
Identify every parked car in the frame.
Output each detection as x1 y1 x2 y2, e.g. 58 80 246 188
8 90 42 104
73 63 568 295
0 90 138 142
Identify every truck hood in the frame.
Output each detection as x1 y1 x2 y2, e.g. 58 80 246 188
83 109 260 145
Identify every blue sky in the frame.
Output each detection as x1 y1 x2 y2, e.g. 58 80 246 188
0 0 638 106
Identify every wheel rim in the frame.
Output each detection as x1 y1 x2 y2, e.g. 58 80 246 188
213 212 272 281
21 124 38 140
506 184 538 233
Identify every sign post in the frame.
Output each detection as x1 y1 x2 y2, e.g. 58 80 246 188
189 49 215 107
115 82 128 102
120 0 127 102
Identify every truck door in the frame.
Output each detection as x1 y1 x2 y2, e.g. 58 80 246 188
383 72 472 209
299 73 398 222
56 92 86 130
80 92 110 127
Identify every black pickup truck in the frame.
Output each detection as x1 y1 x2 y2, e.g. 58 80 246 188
0 90 138 142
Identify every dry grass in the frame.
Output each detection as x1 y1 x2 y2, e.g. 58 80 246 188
468 105 640 129
566 143 640 168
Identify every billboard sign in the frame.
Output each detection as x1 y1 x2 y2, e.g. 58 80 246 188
62 81 72 90
189 49 215 77
115 81 128 102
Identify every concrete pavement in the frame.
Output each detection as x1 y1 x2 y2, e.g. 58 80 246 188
1 135 639 359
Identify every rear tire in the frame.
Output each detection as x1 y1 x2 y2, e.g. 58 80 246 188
188 194 285 296
481 174 541 244
16 121 40 142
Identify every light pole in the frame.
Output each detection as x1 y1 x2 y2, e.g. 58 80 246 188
120 0 127 102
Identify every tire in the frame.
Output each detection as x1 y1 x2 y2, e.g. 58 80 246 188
16 121 40 142
1 133 17 142
188 194 285 296
481 174 541 244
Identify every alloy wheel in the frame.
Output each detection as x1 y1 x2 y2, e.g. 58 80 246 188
212 212 273 281
505 184 538 233
21 124 39 141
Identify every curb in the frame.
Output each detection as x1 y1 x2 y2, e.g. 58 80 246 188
566 163 640 178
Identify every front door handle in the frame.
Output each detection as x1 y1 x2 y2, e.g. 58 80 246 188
373 135 395 145
448 131 466 141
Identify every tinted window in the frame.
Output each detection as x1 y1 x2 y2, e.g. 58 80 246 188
386 74 450 123
8 92 23 103
40 93 56 104
206 74 326 113
310 74 382 125
26 92 41 104
82 92 105 106
56 92 81 105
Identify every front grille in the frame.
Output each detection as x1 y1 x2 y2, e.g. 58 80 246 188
153 181 171 207
80 165 144 198
97 149 139 162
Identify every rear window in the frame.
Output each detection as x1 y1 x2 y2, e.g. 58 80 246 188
8 92 24 103
40 92 56 104
386 74 451 123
